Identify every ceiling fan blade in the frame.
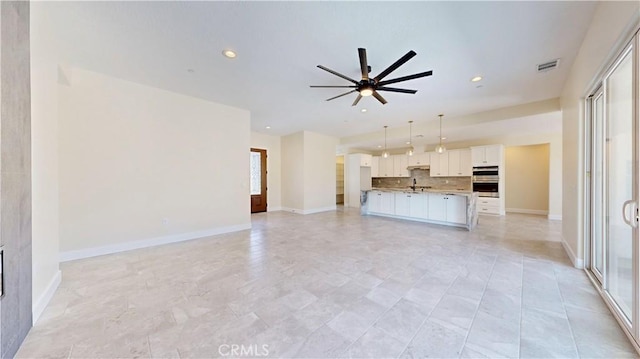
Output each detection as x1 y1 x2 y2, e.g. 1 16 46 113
373 50 417 82
317 65 358 84
352 94 363 106
310 85 357 88
372 91 388 105
358 48 369 80
377 71 433 86
326 90 357 101
376 87 417 94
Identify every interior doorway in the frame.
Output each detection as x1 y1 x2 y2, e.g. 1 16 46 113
336 156 344 204
250 148 267 213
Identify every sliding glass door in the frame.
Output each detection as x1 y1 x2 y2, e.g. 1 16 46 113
586 32 638 344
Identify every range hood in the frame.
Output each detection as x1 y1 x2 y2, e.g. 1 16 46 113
407 165 430 170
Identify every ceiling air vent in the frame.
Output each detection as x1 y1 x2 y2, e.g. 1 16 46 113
537 59 559 73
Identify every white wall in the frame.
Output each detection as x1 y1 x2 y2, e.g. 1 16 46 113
30 3 61 322
281 131 338 214
251 132 282 211
303 131 338 212
505 144 550 215
281 132 304 212
561 2 639 268
58 68 251 258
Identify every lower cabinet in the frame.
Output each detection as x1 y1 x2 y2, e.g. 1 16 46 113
427 194 467 224
368 191 395 215
367 191 468 228
476 197 501 215
395 193 428 219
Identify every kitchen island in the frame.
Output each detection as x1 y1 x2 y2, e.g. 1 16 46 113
361 188 479 230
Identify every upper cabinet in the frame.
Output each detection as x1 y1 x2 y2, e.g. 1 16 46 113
448 149 472 176
393 155 409 177
371 156 379 177
429 152 449 177
377 156 394 177
359 154 373 167
430 150 471 177
372 155 409 178
471 145 504 167
407 152 430 167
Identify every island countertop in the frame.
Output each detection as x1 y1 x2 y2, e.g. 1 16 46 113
370 187 476 196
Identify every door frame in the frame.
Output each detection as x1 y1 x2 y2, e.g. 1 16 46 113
583 29 640 352
250 148 268 213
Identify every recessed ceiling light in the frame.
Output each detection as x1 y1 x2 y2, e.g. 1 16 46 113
471 76 483 82
222 49 237 59
361 108 367 113
441 137 447 140
415 134 424 138
265 126 271 129
406 141 411 145
377 145 382 148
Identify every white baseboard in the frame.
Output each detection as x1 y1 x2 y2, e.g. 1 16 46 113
33 270 61 324
548 214 563 221
506 208 548 216
281 206 337 215
267 206 282 212
562 239 584 269
60 223 252 262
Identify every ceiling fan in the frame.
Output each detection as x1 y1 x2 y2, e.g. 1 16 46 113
310 48 433 106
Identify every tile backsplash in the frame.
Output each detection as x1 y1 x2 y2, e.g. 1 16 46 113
373 169 472 190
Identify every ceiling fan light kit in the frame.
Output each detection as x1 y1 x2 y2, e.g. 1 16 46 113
310 48 433 106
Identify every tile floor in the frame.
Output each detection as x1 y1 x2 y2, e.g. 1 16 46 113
16 209 638 358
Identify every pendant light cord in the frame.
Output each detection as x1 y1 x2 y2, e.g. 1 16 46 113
438 114 443 147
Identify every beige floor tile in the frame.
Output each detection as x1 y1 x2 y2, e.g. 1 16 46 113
14 210 637 359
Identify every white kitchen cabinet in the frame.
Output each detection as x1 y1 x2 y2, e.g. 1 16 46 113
371 156 380 177
448 149 472 177
409 193 428 219
471 145 503 167
476 197 501 215
379 192 395 214
367 191 395 214
378 156 394 177
393 155 409 177
407 152 430 167
427 194 447 221
446 195 467 224
368 191 382 212
428 193 466 224
429 152 449 177
395 193 410 217
395 192 428 219
360 154 373 167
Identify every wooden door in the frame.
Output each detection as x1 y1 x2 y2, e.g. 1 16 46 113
250 148 267 213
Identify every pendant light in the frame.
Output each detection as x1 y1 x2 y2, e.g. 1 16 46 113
435 114 446 154
406 121 414 156
382 126 389 158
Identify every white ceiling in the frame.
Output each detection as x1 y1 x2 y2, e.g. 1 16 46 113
40 1 595 143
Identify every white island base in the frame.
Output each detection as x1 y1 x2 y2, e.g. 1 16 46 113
361 189 479 231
